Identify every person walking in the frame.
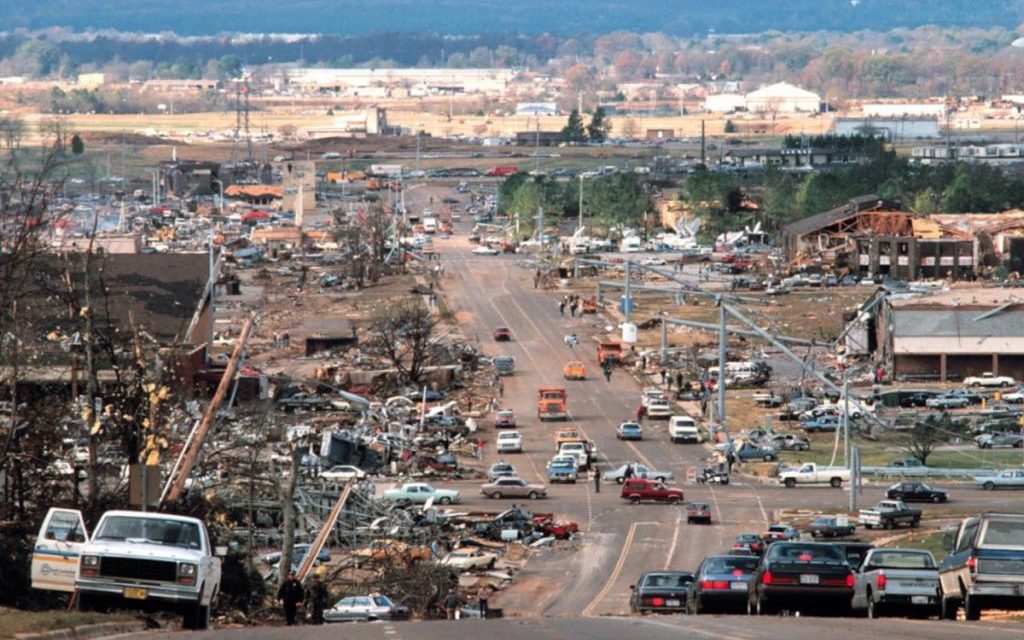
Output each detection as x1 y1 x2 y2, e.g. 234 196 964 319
305 573 328 624
477 584 491 619
675 371 684 391
603 364 612 383
593 464 601 493
558 299 566 316
442 588 460 620
635 404 645 424
498 380 504 397
660 369 667 387
278 571 305 626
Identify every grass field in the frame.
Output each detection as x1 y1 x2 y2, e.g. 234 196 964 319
775 434 1024 470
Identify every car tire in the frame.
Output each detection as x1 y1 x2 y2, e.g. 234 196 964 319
756 596 770 616
830 477 842 488
692 597 702 615
629 495 640 504
668 495 680 505
764 454 775 462
883 520 893 530
983 481 995 491
491 492 502 499
964 594 981 621
867 597 880 620
911 518 920 528
528 491 540 500
784 478 797 488
616 477 625 485
941 597 959 620
439 497 452 505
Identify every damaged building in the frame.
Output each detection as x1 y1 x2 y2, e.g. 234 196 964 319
782 195 1024 280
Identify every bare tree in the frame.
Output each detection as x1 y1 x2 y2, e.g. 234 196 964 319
277 445 300 589
366 299 438 385
903 413 956 466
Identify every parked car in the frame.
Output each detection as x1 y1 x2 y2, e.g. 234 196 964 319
939 513 1024 620
974 468 1024 490
562 361 586 380
888 458 926 469
546 456 578 483
779 463 850 488
604 463 673 484
645 398 674 419
925 394 971 409
616 421 644 441
481 477 547 500
494 410 516 428
686 502 712 524
687 555 759 614
487 461 517 481
407 389 446 402
319 465 367 482
439 549 498 571
965 372 1016 388
495 431 523 453
807 516 856 538
621 478 684 504
382 482 461 505
733 533 765 555
747 542 855 616
976 432 1024 449
770 434 810 451
629 571 694 614
1002 387 1024 403
851 548 940 619
492 327 513 341
323 594 410 622
801 415 841 433
735 442 778 462
886 482 949 503
472 246 500 256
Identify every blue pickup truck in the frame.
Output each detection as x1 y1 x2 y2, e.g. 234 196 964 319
939 513 1024 620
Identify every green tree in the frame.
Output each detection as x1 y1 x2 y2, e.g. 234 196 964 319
216 55 242 79
561 108 587 143
724 119 737 133
586 173 649 232
586 107 611 143
70 134 84 155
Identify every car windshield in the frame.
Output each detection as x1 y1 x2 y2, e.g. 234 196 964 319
769 544 844 564
981 519 1024 547
94 516 201 550
768 525 789 533
865 551 935 570
704 557 759 574
642 573 693 588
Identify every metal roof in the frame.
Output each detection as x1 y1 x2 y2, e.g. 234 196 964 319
781 194 895 237
893 308 1024 338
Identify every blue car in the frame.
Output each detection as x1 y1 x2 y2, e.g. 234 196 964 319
801 415 841 433
687 554 759 614
547 458 579 484
616 421 644 441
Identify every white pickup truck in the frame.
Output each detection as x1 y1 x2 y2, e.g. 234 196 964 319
778 463 851 488
32 508 222 630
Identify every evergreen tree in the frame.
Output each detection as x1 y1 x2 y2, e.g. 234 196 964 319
586 107 611 143
70 134 84 155
561 109 586 143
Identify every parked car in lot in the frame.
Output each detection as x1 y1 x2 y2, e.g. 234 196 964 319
494 410 516 428
324 594 410 622
629 571 694 614
748 542 855 616
487 461 517 481
807 516 856 538
546 456 578 483
926 394 971 409
975 432 1024 449
686 502 712 524
801 415 841 433
939 513 1024 620
439 548 497 571
496 431 523 453
886 481 949 503
1002 387 1024 403
383 483 461 506
859 500 922 530
974 468 1024 490
770 434 810 451
735 442 778 462
621 478 684 504
492 327 513 341
616 421 644 440
604 463 673 484
481 477 547 500
688 555 759 614
851 548 940 619
965 372 1016 388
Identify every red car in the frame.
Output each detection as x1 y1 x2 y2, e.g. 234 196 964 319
620 478 684 505
534 516 579 540
493 327 513 341
494 410 516 428
686 502 712 524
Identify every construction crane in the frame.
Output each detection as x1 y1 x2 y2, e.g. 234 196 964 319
160 316 255 505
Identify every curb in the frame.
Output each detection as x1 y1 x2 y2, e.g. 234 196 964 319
14 621 147 640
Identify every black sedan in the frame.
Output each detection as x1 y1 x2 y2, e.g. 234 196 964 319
748 542 854 616
629 571 694 614
688 555 759 614
885 481 949 503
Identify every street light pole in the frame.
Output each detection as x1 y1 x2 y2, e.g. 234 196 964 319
578 174 584 232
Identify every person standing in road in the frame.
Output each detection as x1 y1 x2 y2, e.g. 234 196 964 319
498 380 504 397
558 299 566 316
660 369 667 387
278 571 305 626
675 371 684 391
477 584 491 619
593 465 601 493
635 404 645 424
603 365 612 383
305 573 328 624
442 588 460 620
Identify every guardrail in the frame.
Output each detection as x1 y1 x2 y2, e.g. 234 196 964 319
861 466 998 478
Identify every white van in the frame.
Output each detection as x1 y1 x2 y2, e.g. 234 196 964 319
621 236 642 253
422 216 438 234
668 415 701 444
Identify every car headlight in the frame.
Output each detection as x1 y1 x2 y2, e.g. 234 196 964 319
81 555 100 567
178 563 197 576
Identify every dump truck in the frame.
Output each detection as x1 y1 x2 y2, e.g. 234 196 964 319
538 388 568 421
597 341 623 366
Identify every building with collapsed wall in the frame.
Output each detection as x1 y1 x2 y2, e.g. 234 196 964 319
782 195 1024 280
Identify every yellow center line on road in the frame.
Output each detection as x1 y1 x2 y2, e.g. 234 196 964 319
581 520 656 617
662 516 682 571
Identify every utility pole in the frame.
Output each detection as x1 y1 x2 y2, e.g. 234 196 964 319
537 206 544 251
535 117 540 172
577 175 584 232
849 446 860 512
842 372 850 467
716 299 727 439
623 261 632 325
701 120 706 166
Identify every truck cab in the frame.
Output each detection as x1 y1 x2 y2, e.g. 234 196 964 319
668 415 701 444
32 508 222 630
538 388 568 421
597 341 623 366
939 513 1024 620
